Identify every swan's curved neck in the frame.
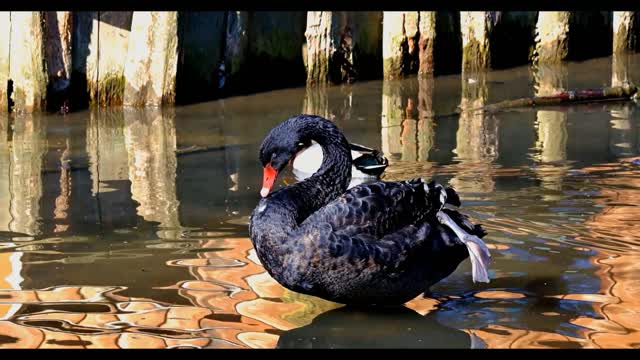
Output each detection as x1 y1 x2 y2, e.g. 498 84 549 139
281 116 352 222
250 116 352 273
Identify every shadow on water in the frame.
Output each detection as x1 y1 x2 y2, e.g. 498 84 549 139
277 306 478 349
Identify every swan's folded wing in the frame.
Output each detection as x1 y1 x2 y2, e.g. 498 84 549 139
301 180 428 239
288 221 432 277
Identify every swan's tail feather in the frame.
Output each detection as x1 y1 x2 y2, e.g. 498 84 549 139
436 211 491 283
462 234 491 283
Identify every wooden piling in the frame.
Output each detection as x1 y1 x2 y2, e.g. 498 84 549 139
533 12 571 64
305 11 382 85
305 12 335 85
9 12 48 113
382 12 417 79
123 11 179 107
383 12 436 79
460 12 493 72
44 11 73 111
613 12 638 54
175 11 226 104
224 11 249 87
232 11 307 93
0 13 10 112
86 11 133 106
418 12 436 76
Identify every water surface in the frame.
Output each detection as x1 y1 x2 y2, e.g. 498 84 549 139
1 55 640 348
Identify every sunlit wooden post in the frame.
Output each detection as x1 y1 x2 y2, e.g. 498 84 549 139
533 12 571 64
8 12 48 113
83 12 133 106
0 13 10 112
383 12 436 79
460 12 493 72
613 12 638 54
305 11 381 85
123 11 178 106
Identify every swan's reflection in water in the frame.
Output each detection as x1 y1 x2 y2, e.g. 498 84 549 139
277 306 480 349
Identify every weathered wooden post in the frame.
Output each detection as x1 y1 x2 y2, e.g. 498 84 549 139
382 12 418 79
123 11 179 107
9 12 48 113
81 12 133 106
44 11 73 111
0 13 10 112
229 11 307 93
175 12 226 104
305 11 382 85
382 12 436 79
533 12 571 64
613 11 638 54
224 11 249 88
460 12 493 72
418 12 436 76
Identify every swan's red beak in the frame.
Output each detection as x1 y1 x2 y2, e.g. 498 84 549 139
261 164 278 197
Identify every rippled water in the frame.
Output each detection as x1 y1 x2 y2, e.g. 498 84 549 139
1 54 640 348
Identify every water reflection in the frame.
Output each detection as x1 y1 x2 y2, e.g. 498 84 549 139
609 54 637 158
381 77 435 163
123 108 181 239
277 306 478 349
0 115 47 237
450 70 497 194
0 55 640 348
86 109 136 229
532 63 569 198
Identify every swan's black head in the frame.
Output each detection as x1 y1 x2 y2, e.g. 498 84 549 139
258 116 315 197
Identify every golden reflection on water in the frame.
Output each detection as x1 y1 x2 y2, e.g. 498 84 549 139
1 55 640 348
123 108 181 239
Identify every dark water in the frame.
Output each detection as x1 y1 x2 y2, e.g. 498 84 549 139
1 54 640 348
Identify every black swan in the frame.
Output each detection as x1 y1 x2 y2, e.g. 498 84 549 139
249 115 490 306
292 141 388 189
